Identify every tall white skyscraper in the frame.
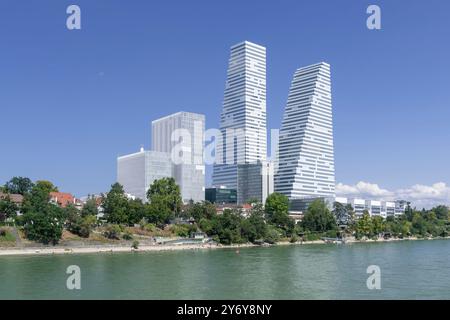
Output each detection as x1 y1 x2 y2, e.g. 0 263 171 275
275 62 335 199
212 41 267 189
152 111 205 203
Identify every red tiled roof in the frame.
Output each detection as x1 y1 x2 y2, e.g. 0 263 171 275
49 192 75 208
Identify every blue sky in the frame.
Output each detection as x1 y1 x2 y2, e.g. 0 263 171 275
1 1 449 206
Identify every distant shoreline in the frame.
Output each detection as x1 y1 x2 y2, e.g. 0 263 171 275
1 236 449 257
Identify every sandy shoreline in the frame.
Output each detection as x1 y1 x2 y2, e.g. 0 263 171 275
1 236 448 257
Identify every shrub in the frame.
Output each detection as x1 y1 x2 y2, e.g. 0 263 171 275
264 226 281 244
304 232 321 241
325 230 338 238
132 240 139 249
103 224 121 240
123 230 133 240
144 223 156 232
171 224 196 237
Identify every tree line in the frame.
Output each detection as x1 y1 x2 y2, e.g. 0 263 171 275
1 176 449 245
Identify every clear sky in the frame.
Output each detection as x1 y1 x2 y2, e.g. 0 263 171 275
1 0 449 207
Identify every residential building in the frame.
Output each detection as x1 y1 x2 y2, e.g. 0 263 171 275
152 111 205 203
49 192 75 208
275 62 335 200
289 196 406 218
212 41 267 189
335 197 406 218
0 192 24 206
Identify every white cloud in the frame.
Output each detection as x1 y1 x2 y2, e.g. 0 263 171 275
336 181 450 209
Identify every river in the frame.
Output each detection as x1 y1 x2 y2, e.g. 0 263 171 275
1 239 449 299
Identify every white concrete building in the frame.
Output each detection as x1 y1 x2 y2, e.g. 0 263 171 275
275 62 335 200
152 111 205 203
213 41 267 189
335 197 406 218
117 149 172 201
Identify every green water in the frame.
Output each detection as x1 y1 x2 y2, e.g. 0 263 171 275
1 240 449 299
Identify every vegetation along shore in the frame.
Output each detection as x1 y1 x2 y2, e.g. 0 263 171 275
1 176 449 257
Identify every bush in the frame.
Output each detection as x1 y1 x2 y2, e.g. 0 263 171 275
304 232 321 241
290 235 299 243
68 215 96 238
122 230 133 240
325 230 338 238
144 223 156 232
264 226 281 244
103 224 121 240
171 224 196 237
132 240 139 249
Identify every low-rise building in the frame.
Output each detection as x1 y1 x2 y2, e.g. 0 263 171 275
288 196 407 219
205 187 237 204
335 197 406 218
0 192 24 206
49 192 75 208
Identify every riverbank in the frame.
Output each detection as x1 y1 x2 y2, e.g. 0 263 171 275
1 235 449 257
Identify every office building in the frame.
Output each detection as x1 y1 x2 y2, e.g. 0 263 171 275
152 111 205 203
117 148 172 201
237 160 274 204
212 41 267 189
205 187 237 204
275 62 335 200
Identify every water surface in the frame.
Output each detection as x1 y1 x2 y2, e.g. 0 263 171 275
1 240 449 299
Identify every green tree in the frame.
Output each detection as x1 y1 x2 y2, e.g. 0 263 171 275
404 202 414 221
240 219 257 243
3 177 34 195
433 205 449 221
355 211 373 239
210 209 243 245
22 207 64 245
147 177 182 216
333 202 353 226
145 200 173 226
0 195 19 223
102 183 129 224
81 196 98 217
411 212 428 236
265 193 292 232
127 198 146 225
65 203 96 238
302 199 337 233
264 225 281 244
20 181 64 244
34 180 58 193
265 193 289 220
372 216 385 235
185 201 216 222
247 203 268 241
